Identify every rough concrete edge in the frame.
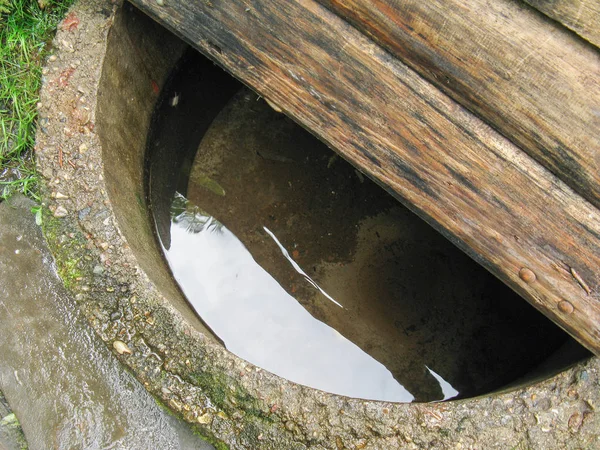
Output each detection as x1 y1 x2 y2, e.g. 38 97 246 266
33 0 600 449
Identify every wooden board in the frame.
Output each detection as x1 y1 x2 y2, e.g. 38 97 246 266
128 0 600 355
523 0 600 48
317 0 600 211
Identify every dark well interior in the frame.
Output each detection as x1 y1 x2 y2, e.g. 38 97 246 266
97 3 590 403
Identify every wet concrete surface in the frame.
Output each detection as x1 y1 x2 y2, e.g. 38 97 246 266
0 195 213 450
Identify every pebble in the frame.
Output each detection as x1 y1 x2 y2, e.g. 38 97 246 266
78 207 91 220
93 265 104 275
113 340 132 355
169 399 182 411
568 411 583 432
48 54 57 62
53 206 68 217
61 39 75 52
197 413 212 424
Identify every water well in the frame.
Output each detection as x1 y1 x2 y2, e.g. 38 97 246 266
36 1 600 448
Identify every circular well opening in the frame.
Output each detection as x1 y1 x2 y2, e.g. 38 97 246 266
143 48 590 404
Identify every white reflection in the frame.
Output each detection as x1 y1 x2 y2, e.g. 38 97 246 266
426 366 459 401
263 226 343 308
164 208 414 402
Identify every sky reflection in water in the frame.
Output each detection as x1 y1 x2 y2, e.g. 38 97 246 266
163 194 457 402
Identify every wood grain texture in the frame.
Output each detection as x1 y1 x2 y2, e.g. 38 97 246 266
317 0 600 211
128 0 600 355
522 0 600 47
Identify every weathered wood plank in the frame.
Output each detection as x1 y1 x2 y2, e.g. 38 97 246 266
316 0 600 211
128 0 600 355
522 0 600 48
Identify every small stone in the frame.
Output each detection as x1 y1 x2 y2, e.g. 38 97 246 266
534 397 551 412
197 413 212 424
54 192 69 200
78 143 88 153
113 340 132 355
93 265 104 275
53 206 68 217
48 54 57 62
558 300 574 314
99 242 109 251
169 399 182 411
519 267 536 283
78 207 91 220
156 0 164 4
61 39 74 52
567 389 579 399
568 411 583 432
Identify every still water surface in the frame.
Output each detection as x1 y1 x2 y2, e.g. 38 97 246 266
165 194 424 402
150 80 569 402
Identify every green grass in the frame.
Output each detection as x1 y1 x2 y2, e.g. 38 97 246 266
0 0 75 201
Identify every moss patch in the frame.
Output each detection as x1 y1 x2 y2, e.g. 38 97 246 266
41 206 90 289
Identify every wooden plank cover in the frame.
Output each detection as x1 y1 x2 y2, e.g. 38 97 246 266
522 0 600 48
128 0 600 355
317 0 600 211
